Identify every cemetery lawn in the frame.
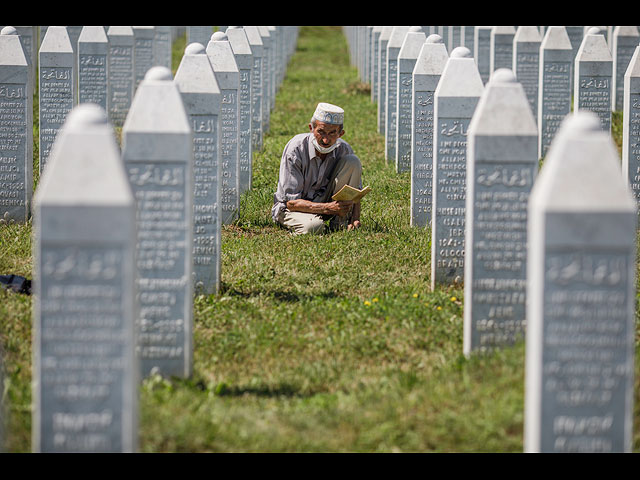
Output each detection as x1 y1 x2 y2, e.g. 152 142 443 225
1 25 639 453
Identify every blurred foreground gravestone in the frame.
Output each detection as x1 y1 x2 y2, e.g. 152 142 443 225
525 112 636 453
33 104 138 452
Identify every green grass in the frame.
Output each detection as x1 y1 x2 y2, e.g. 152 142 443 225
1 26 639 453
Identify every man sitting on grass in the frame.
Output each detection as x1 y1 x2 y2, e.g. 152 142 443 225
271 102 363 235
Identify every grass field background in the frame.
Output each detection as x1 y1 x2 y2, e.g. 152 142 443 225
0 25 638 453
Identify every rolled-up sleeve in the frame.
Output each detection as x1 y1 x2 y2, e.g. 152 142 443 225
272 144 305 222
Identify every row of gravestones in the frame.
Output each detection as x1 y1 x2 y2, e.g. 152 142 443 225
0 25 296 227
345 26 637 453
0 25 298 452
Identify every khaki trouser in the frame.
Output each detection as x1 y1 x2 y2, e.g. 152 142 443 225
277 154 362 235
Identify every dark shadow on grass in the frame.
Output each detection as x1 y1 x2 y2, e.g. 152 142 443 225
214 382 321 398
220 284 343 303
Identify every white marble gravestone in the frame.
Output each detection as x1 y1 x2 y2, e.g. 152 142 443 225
474 26 493 84
33 104 138 453
431 47 484 289
206 32 240 225
538 26 573 158
132 26 155 91
410 34 448 228
107 26 135 128
574 27 613 133
385 26 410 164
525 111 636 453
396 26 426 173
77 26 109 111
377 27 393 134
154 26 172 70
226 27 254 194
463 68 538 355
513 26 542 123
243 26 264 151
622 44 640 212
39 26 75 174
0 26 33 223
611 26 639 112
187 26 213 48
257 26 272 135
490 26 516 73
121 66 194 379
174 43 222 296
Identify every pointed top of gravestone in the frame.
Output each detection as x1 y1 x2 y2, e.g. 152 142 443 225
107 26 134 36
226 26 252 55
576 28 612 62
541 26 572 50
175 43 221 95
388 26 410 48
514 25 542 42
450 46 472 58
78 25 108 43
65 102 108 128
0 27 27 66
426 34 443 44
211 31 227 42
436 47 484 98
35 104 133 207
399 29 426 60
530 111 636 212
414 37 449 76
145 65 173 81
1 26 17 35
409 26 422 33
40 26 73 53
492 26 516 34
122 65 190 136
469 68 537 136
185 42 206 55
625 46 640 78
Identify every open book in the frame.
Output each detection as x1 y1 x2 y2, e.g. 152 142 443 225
331 184 372 202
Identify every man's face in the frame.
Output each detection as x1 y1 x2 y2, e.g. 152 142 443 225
310 121 344 149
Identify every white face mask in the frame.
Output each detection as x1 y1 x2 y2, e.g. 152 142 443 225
312 136 339 155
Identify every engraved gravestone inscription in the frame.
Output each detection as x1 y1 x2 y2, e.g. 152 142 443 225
33 104 138 452
538 26 573 158
207 32 240 225
107 26 134 128
464 69 538 355
175 43 222 296
525 112 636 453
396 27 425 173
0 27 33 223
122 66 194 379
574 28 613 132
411 34 448 228
431 47 484 289
78 26 108 111
39 26 75 174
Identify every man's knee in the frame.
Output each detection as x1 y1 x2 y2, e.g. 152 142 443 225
298 216 325 235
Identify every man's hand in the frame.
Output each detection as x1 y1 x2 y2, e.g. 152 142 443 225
324 200 353 217
348 220 361 231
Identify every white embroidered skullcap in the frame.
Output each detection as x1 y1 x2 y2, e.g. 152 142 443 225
313 102 344 125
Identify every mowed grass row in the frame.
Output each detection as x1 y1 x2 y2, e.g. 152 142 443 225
0 26 638 452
